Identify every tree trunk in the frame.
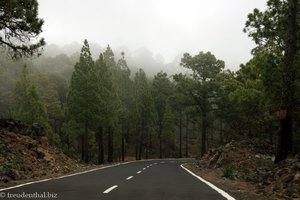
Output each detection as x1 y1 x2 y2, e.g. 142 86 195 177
185 115 189 158
121 126 125 162
145 128 149 159
108 127 114 162
97 126 104 164
135 124 139 160
81 134 84 162
275 0 297 163
149 131 152 155
159 123 162 159
138 124 144 160
220 120 224 145
83 121 89 163
201 112 207 157
179 117 182 158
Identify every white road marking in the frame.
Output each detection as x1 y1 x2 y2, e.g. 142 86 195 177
143 168 146 170
146 166 150 168
150 164 153 166
0 159 191 192
180 165 235 200
137 171 142 174
126 176 133 180
103 185 118 194
0 161 136 192
160 161 165 164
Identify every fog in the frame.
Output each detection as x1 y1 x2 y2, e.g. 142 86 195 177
38 0 267 71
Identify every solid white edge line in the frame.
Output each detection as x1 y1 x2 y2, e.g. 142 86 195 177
103 185 118 194
180 164 236 200
126 176 133 180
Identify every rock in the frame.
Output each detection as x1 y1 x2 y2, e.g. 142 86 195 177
283 174 294 183
7 169 20 180
39 136 48 145
294 163 300 170
294 172 300 179
27 142 37 149
35 147 46 159
32 123 46 137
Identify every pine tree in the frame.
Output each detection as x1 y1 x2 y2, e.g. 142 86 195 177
152 71 174 158
133 69 154 160
101 46 121 162
161 103 175 157
93 52 120 163
175 51 224 156
13 65 48 126
116 52 133 161
0 0 45 59
67 39 96 163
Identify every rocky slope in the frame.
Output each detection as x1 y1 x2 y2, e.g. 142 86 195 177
0 119 81 188
187 139 300 199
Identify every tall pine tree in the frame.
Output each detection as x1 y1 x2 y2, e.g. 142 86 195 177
13 65 48 127
67 40 97 163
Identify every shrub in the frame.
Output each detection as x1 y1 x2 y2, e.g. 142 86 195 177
222 165 235 180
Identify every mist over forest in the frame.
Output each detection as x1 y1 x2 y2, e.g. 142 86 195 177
1 0 300 199
43 42 186 77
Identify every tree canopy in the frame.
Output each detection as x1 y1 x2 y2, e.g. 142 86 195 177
0 0 45 59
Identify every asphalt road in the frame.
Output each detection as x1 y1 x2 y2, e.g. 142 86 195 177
0 159 234 200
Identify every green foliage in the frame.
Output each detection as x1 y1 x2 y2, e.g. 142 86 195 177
0 0 45 59
162 104 175 150
244 0 287 53
153 71 174 121
67 39 97 163
93 53 120 127
244 0 300 158
181 51 224 81
116 52 133 123
222 165 235 180
12 65 48 127
134 69 154 123
175 51 225 156
67 40 97 125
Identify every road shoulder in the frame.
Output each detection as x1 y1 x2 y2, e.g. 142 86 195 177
183 163 262 200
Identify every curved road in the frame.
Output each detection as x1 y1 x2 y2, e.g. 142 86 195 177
0 159 235 200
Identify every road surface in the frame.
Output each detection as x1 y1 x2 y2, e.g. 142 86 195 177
0 159 235 200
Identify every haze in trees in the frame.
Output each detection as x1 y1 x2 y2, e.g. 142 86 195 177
0 0 299 167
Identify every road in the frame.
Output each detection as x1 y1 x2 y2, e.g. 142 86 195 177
0 159 235 200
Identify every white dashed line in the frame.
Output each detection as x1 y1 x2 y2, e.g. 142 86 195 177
103 185 118 194
137 171 142 174
143 168 146 170
126 176 133 180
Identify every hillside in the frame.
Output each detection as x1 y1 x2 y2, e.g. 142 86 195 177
186 139 300 199
0 119 84 188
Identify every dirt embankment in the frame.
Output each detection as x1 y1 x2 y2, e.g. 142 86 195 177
186 140 300 200
0 119 90 188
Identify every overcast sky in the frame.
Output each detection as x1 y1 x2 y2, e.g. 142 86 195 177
38 0 267 70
